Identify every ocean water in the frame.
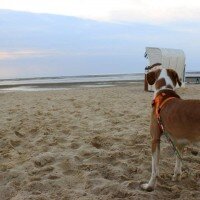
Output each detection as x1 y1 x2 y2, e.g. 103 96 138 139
0 73 144 92
0 72 199 92
186 72 200 77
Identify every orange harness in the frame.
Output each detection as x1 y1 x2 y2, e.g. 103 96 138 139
152 92 178 119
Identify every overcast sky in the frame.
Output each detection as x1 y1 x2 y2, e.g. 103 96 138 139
0 0 200 78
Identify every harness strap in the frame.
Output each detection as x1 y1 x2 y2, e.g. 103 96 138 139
157 97 176 118
157 116 183 162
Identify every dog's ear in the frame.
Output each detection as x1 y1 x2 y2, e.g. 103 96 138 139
146 69 161 85
167 69 182 87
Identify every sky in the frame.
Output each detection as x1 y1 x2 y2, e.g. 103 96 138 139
1 0 200 23
0 0 200 78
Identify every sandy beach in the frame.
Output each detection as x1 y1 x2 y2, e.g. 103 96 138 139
0 83 200 200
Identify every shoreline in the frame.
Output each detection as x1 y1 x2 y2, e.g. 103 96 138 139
0 75 199 91
0 80 198 92
0 80 144 91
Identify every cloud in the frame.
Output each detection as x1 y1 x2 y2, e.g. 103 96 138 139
0 48 135 61
0 49 65 60
109 2 200 24
1 0 200 24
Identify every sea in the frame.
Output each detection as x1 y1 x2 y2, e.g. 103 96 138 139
0 72 199 92
0 73 144 92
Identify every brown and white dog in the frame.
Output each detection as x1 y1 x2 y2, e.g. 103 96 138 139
141 68 200 191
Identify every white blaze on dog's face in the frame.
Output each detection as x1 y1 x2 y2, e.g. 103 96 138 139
147 68 182 93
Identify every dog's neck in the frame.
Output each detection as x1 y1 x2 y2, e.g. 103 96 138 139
153 69 175 98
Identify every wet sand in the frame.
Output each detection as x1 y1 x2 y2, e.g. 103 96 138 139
0 83 200 200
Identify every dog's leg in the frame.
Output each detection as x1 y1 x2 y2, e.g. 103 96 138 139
172 146 183 181
141 139 160 191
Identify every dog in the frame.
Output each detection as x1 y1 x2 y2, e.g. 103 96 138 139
141 68 200 191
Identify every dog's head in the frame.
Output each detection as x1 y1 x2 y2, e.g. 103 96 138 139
147 68 182 91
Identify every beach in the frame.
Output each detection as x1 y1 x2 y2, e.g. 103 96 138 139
0 83 200 200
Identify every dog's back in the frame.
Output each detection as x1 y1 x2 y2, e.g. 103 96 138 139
160 99 200 143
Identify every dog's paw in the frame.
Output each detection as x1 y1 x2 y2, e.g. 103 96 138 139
140 183 154 192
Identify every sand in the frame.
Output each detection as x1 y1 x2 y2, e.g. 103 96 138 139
0 83 200 200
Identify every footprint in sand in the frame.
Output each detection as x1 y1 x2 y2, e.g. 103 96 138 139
47 173 61 180
29 153 58 180
33 152 55 167
70 142 81 149
14 130 24 138
10 139 21 147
